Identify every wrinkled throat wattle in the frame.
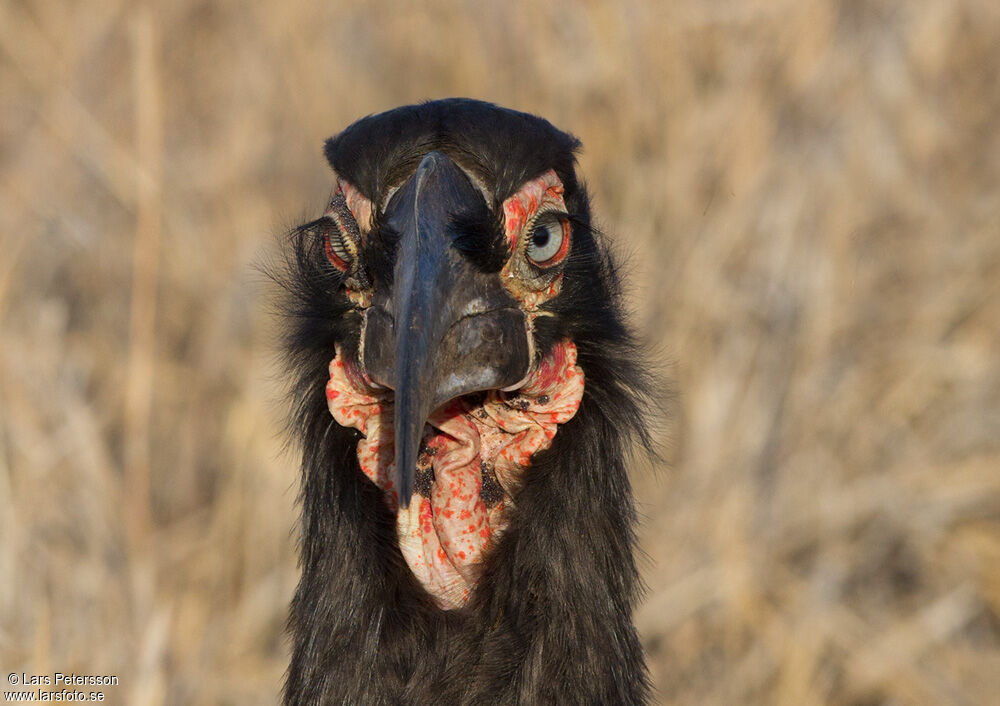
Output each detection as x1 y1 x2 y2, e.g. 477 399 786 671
326 339 584 608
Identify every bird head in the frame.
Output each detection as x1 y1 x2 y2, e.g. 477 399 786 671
283 100 625 514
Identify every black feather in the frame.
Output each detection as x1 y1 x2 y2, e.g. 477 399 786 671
324 98 581 205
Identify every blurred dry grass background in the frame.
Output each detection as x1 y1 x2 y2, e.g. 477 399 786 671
1 0 999 704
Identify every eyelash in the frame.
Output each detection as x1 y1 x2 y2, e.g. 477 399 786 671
323 216 352 271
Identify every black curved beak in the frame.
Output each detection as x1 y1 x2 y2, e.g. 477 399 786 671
361 152 532 506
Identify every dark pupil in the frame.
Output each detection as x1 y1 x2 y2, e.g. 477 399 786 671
531 226 550 249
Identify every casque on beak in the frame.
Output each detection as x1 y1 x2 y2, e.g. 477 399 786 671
361 151 532 506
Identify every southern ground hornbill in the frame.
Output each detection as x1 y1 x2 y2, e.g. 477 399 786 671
276 98 653 704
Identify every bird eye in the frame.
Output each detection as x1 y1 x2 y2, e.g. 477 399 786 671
525 215 570 266
321 218 352 272
317 191 363 274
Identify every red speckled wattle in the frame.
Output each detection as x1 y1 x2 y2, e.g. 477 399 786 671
326 340 585 608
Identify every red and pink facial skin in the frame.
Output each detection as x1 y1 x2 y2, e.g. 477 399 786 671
500 169 571 310
339 179 373 233
326 340 585 609
322 169 581 608
323 178 375 307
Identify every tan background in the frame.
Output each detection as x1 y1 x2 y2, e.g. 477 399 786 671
2 1 999 704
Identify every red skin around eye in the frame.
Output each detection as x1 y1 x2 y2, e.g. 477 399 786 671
502 170 565 248
500 170 570 309
322 182 352 273
322 179 376 308
340 179 373 231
